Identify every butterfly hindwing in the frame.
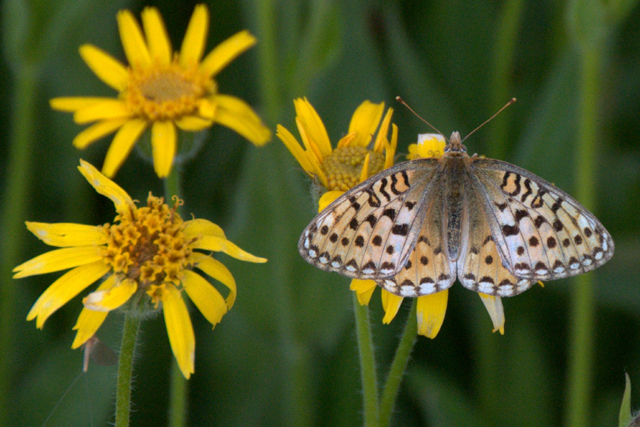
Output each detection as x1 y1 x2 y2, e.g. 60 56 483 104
298 159 441 279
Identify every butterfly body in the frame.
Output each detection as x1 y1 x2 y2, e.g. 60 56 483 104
299 132 614 297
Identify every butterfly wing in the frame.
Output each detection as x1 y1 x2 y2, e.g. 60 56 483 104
377 180 456 297
298 159 442 280
463 158 614 292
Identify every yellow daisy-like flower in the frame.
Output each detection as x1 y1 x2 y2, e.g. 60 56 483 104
50 4 271 178
14 160 266 379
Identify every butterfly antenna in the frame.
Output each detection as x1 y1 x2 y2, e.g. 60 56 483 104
396 96 447 141
461 98 516 143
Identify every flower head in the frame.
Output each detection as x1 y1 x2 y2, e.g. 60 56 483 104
14 160 266 378
51 5 271 178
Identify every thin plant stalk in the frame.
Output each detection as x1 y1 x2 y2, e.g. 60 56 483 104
353 294 380 427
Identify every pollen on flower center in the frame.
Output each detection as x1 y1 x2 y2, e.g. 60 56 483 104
102 194 194 290
124 62 216 121
322 146 385 191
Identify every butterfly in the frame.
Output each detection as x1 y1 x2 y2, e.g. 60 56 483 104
298 132 614 297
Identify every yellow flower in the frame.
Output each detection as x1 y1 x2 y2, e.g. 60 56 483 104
14 160 266 379
277 98 397 196
50 4 271 178
407 133 446 160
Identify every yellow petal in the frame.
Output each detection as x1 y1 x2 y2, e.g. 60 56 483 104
73 99 131 124
276 124 315 174
101 119 148 177
200 30 256 78
305 151 328 188
23 222 107 247
197 98 217 120
416 290 449 339
182 270 227 327
372 107 393 152
318 191 344 212
141 7 172 65
151 121 176 178
350 279 377 305
385 124 398 168
73 118 129 149
71 276 116 348
117 10 151 68
26 261 110 329
179 4 209 67
478 293 505 334
381 290 403 324
190 252 236 309
348 101 384 147
77 159 136 216
359 153 371 182
295 116 325 163
214 95 271 146
175 115 213 131
293 98 332 158
162 285 195 379
13 246 104 279
412 134 446 159
79 44 128 91
83 277 137 311
50 97 113 112
193 235 267 263
183 218 226 239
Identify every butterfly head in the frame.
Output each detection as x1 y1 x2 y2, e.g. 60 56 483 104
444 131 467 155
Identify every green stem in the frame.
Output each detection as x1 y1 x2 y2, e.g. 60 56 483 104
164 166 188 427
565 46 602 427
353 294 379 427
379 300 418 427
0 65 39 427
255 0 280 123
114 313 141 427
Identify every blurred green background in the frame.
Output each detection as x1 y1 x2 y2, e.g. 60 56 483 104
1 0 639 425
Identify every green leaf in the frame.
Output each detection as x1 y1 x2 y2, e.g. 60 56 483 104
619 373 633 427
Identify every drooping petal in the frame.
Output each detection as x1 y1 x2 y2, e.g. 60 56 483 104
416 290 449 339
200 30 256 78
478 293 505 334
318 191 344 212
79 44 129 91
183 218 226 239
214 95 271 146
101 119 148 177
347 101 384 147
141 7 172 65
293 98 332 157
350 279 377 305
116 10 151 68
385 124 398 169
359 153 371 182
182 270 227 327
50 97 113 112
381 290 403 324
73 99 131 124
83 277 137 312
72 118 129 149
162 285 195 379
151 121 176 178
175 115 213 131
23 222 107 247
77 159 136 216
192 235 267 263
276 124 315 174
372 107 394 152
71 275 116 348
26 261 110 329
190 252 236 309
179 4 209 67
13 246 104 278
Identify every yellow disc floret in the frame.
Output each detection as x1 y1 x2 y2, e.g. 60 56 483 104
321 146 385 191
102 194 194 292
124 62 215 121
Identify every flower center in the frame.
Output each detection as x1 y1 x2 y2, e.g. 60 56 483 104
102 194 195 293
124 62 215 121
321 146 385 191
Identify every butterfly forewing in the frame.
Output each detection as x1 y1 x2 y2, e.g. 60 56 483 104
298 159 441 279
471 159 614 281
